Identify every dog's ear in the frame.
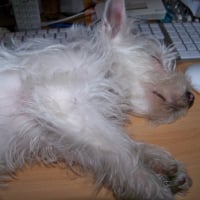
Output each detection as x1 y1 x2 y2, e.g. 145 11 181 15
103 0 126 38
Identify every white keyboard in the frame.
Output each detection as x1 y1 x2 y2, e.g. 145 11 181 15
137 22 200 60
1 22 200 60
0 28 69 45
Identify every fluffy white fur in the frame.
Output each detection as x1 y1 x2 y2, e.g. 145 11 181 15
0 0 194 199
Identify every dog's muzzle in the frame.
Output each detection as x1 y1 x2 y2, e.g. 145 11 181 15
186 91 195 108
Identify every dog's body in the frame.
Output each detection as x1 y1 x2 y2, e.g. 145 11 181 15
0 0 194 199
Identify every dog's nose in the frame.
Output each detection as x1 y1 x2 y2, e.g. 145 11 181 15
186 91 195 108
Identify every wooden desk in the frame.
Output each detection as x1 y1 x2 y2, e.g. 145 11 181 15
0 61 199 200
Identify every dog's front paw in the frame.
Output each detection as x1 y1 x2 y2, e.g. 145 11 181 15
152 162 192 194
153 163 192 194
140 144 192 195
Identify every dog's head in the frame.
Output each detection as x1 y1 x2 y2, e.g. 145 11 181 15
102 0 194 124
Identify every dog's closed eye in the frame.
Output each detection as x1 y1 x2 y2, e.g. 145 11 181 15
152 91 166 102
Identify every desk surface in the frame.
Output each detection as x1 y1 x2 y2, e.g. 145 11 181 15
0 61 199 200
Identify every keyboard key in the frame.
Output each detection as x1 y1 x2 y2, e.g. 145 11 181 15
178 50 200 59
192 36 200 43
195 43 200 50
185 43 197 50
168 31 179 38
174 43 186 51
171 37 182 43
182 37 193 44
56 32 66 39
154 32 164 40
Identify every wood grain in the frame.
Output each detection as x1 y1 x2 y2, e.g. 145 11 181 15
0 61 199 200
